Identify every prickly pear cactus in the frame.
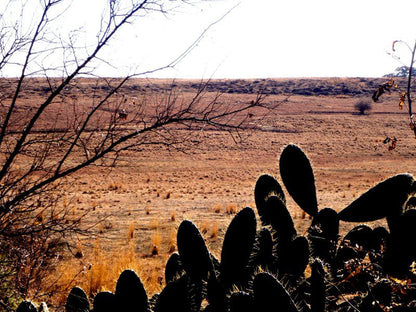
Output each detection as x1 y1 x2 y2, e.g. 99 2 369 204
279 235 309 278
92 291 116 312
16 143 416 312
308 208 339 263
177 220 213 281
154 275 190 312
220 207 256 290
250 228 274 271
115 269 148 312
16 301 37 312
164 252 184 284
65 286 90 312
338 173 416 221
229 291 253 312
279 144 318 217
253 273 299 312
265 195 297 244
255 174 286 225
310 260 326 312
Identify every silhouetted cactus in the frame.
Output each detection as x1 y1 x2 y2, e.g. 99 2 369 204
359 278 393 312
339 173 416 222
405 196 416 209
177 220 213 281
310 260 326 312
177 220 213 312
154 275 190 312
210 253 221 273
266 195 297 244
386 209 416 277
250 228 274 271
254 174 286 225
65 286 90 312
17 143 416 312
338 224 374 261
115 269 148 312
229 291 253 312
16 301 37 312
308 208 339 263
278 235 309 278
253 273 299 312
220 207 257 291
165 252 184 284
279 144 318 217
206 274 227 312
92 291 116 312
369 226 391 268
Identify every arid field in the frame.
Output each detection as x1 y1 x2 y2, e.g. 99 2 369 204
16 77 416 307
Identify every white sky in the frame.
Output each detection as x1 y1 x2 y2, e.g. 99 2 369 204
114 0 416 78
4 0 416 78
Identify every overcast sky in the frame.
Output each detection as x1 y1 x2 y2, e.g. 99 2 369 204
117 0 416 78
4 0 416 78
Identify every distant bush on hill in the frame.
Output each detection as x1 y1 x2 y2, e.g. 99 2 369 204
384 65 416 78
354 99 372 115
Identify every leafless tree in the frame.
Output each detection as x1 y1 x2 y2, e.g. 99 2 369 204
373 40 416 138
0 0 277 308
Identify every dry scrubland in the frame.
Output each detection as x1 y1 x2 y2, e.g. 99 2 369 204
14 77 416 306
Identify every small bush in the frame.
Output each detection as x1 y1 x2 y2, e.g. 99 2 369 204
354 99 372 115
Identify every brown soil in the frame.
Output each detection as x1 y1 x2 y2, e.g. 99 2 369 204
8 77 416 304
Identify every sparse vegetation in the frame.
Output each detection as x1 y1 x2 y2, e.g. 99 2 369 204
16 144 416 311
354 99 372 115
2 74 416 310
0 1 273 308
225 203 238 214
5 1 416 311
212 203 223 214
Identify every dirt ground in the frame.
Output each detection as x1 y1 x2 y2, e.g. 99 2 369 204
19 77 416 302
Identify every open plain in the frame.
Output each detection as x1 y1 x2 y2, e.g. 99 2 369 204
12 77 416 305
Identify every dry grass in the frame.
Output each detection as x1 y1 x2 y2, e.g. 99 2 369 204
212 203 222 214
167 228 177 253
150 219 159 230
23 77 416 308
151 231 162 255
108 181 123 191
225 203 238 214
209 221 219 239
50 235 171 307
170 210 176 222
127 222 135 240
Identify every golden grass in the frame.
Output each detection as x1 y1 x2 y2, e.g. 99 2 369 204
170 210 176 222
127 222 135 240
225 203 238 214
150 219 159 230
108 181 123 191
50 237 169 307
28 77 416 308
151 231 162 255
167 228 177 253
212 203 222 214
199 220 210 235
209 221 219 239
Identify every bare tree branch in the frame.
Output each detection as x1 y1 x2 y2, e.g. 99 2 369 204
0 0 277 307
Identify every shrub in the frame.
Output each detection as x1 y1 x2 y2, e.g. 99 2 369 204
354 99 372 115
